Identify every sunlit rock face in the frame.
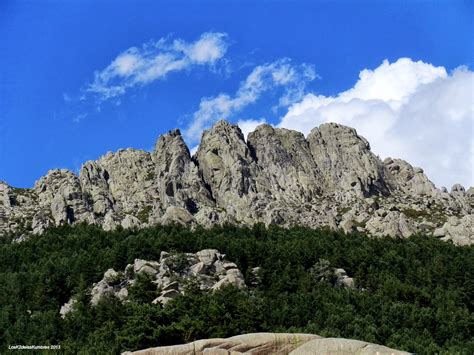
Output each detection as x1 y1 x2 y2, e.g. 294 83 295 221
122 332 411 355
1 120 472 245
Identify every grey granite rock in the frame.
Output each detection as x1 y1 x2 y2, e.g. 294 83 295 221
61 249 245 313
122 333 410 355
1 120 472 245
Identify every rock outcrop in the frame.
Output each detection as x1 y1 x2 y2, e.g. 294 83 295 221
196 120 258 223
152 129 215 226
60 249 246 316
1 120 472 244
307 123 387 197
59 297 77 319
123 332 410 354
334 268 355 289
433 215 474 246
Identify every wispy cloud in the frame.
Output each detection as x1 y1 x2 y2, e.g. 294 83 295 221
86 32 229 101
184 58 316 143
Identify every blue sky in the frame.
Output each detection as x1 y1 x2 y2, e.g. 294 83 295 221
1 0 473 188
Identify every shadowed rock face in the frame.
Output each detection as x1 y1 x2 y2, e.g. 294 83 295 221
1 120 472 244
153 129 214 217
122 332 411 355
248 124 323 203
195 120 259 223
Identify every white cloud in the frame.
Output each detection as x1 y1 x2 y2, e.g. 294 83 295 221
189 145 199 156
339 58 447 105
278 58 474 188
174 32 227 63
87 32 228 101
184 59 315 143
237 118 267 140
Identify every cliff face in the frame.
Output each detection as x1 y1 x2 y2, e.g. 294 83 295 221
1 120 472 244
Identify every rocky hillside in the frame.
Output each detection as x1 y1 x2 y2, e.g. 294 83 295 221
60 249 247 318
0 120 472 244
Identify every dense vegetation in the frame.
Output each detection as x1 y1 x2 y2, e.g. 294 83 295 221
0 223 472 354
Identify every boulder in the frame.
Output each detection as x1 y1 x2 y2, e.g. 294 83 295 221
104 268 119 282
334 268 355 289
138 265 159 277
116 288 128 301
212 268 246 291
153 289 180 305
161 206 195 225
436 215 474 245
196 249 220 265
222 262 237 270
133 259 160 276
161 281 179 292
122 333 410 355
190 261 206 275
91 279 114 305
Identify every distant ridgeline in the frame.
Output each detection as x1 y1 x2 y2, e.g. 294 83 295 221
0 224 472 353
0 120 472 244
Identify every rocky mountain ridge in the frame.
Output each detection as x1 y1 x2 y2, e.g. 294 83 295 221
1 120 472 244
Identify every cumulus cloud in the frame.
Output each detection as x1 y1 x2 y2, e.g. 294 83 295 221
278 58 474 188
184 59 315 143
87 32 228 101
